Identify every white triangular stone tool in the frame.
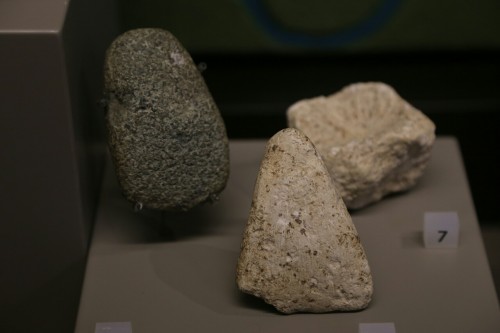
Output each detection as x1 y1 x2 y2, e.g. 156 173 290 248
236 128 373 314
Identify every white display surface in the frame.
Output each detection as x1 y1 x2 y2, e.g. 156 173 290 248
75 137 500 333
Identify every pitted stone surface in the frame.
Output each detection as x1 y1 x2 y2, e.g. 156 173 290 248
236 128 373 314
287 82 435 209
104 28 229 211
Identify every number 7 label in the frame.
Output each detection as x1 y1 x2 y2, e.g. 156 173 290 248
437 230 448 242
423 212 460 248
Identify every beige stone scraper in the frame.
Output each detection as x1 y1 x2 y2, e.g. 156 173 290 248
236 128 373 314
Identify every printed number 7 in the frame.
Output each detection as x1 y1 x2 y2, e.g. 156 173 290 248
438 230 448 242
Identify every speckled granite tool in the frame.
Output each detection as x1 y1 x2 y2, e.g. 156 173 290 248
104 28 229 211
288 82 435 209
236 128 373 314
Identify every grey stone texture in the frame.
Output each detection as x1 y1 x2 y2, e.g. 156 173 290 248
287 82 435 209
236 128 373 314
104 28 229 211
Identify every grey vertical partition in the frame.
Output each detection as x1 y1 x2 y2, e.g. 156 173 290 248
0 1 120 332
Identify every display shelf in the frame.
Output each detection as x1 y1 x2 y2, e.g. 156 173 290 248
75 137 500 333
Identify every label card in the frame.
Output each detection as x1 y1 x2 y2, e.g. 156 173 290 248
359 322 396 333
95 322 132 333
423 211 460 248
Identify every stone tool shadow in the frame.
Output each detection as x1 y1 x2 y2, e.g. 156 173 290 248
149 243 279 316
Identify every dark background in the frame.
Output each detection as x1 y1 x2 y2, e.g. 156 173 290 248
118 0 500 224
192 52 500 225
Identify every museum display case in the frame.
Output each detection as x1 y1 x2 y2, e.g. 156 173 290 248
1 1 499 332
